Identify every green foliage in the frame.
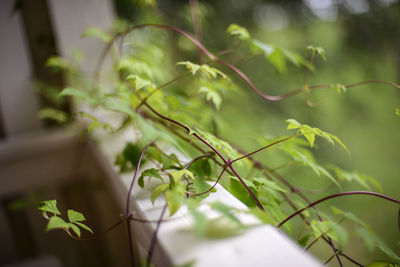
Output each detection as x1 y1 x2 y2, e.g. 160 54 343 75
82 27 112 42
176 61 229 80
38 200 93 237
251 40 312 74
138 168 163 188
357 228 400 263
226 24 250 41
285 119 349 154
306 46 327 61
38 108 69 123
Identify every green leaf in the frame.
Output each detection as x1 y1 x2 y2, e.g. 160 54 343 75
67 209 86 223
226 24 250 40
331 207 371 231
298 234 312 247
249 207 277 225
204 217 245 239
300 125 315 148
285 119 302 129
177 61 200 75
82 27 112 42
46 216 70 232
188 158 212 178
170 169 195 183
122 142 143 167
395 108 400 117
187 200 208 236
329 222 348 250
199 86 222 109
74 222 94 234
306 45 327 61
209 202 242 225
165 183 185 216
357 227 400 262
138 168 163 188
59 87 89 99
46 56 70 71
228 178 257 207
151 183 169 204
330 84 347 94
38 200 61 218
38 108 68 123
193 179 212 199
126 74 153 91
69 223 81 237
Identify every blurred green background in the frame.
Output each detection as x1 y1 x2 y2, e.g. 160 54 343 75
115 0 400 264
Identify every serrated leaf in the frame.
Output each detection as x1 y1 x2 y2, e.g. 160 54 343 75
226 24 250 40
82 27 112 42
74 222 94 234
285 119 302 129
46 216 70 232
67 209 86 223
170 169 195 183
126 74 153 90
300 125 315 147
38 108 68 123
177 61 200 75
38 200 61 216
306 45 327 61
199 86 222 109
151 183 169 204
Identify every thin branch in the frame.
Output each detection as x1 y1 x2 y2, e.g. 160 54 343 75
278 191 400 228
146 204 168 267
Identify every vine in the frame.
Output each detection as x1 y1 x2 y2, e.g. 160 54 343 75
37 2 400 267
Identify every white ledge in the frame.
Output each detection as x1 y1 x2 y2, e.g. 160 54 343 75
97 128 323 267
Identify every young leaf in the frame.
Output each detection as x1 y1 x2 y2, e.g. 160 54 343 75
82 27 112 42
300 125 315 148
69 223 81 237
38 108 69 123
306 46 327 61
331 206 371 231
38 200 61 218
74 222 94 234
165 182 185 215
285 119 302 129
59 87 89 99
176 61 200 75
126 74 153 91
170 169 195 183
67 209 86 223
151 183 169 204
395 108 400 117
199 86 222 110
330 84 347 94
46 56 70 71
226 24 250 40
46 216 70 232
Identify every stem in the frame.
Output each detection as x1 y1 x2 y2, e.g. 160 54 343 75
184 153 213 169
142 101 264 209
340 252 364 267
186 162 229 196
146 204 168 267
125 142 153 267
278 191 400 228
